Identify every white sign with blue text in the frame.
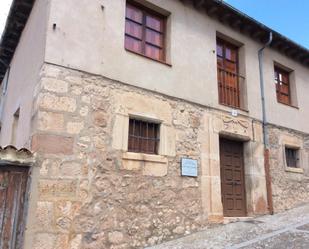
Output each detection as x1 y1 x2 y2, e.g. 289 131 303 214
181 158 198 177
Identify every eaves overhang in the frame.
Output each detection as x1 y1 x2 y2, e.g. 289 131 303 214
0 145 34 166
0 0 35 83
183 0 309 67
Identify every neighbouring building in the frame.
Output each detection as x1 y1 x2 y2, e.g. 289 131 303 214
0 0 309 248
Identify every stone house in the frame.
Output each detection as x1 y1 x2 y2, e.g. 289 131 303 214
0 0 309 248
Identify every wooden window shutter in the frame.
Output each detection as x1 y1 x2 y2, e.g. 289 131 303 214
216 39 241 108
274 67 291 105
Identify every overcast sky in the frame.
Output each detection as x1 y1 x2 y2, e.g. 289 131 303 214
0 0 13 37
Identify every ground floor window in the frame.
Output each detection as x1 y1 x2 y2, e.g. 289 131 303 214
128 118 160 154
285 147 299 168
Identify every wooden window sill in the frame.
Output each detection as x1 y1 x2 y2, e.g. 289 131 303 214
125 48 172 67
285 167 304 174
123 152 167 164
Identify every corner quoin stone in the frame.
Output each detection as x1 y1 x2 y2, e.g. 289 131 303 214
31 134 74 155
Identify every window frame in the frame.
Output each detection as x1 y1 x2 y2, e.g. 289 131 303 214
284 147 299 168
125 1 167 63
274 66 292 106
216 38 243 109
128 118 161 155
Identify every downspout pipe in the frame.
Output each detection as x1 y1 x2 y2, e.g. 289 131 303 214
258 32 274 215
259 32 273 148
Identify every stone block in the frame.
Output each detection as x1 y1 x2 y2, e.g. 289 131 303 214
108 231 124 244
43 65 62 78
92 111 107 127
39 179 78 200
81 95 91 104
112 114 129 150
159 124 176 157
79 106 89 117
122 159 142 171
210 176 223 214
42 78 69 93
67 122 84 134
32 134 74 155
38 111 64 132
35 202 54 231
201 176 211 215
69 234 82 249
33 233 57 249
39 93 76 112
84 84 107 95
113 91 172 124
143 162 168 177
60 162 82 178
65 76 83 86
54 234 69 249
71 86 83 95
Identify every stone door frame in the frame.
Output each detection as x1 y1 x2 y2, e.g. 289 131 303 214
200 114 268 222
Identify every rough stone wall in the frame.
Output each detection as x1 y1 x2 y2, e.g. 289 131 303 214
30 64 210 249
268 126 309 212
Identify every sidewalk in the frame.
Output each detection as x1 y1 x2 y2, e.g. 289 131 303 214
147 203 309 249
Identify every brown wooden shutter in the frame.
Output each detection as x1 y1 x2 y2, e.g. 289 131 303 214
217 39 241 108
275 67 291 105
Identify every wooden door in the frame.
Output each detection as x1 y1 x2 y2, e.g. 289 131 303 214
220 138 246 217
0 166 29 249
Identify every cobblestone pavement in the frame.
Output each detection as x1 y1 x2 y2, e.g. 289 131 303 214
148 204 309 249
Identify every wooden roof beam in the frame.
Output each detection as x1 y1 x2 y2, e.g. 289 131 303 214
193 0 206 8
219 13 232 23
230 19 242 29
206 5 218 16
251 29 263 39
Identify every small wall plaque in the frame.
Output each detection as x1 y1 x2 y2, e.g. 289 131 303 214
181 158 198 177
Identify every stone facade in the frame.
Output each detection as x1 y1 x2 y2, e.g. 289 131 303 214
268 126 309 212
25 63 270 248
30 64 206 249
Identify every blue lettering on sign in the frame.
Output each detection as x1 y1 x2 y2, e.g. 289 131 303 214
181 158 198 177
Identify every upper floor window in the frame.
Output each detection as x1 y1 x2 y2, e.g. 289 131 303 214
128 118 160 154
125 2 166 62
274 66 291 105
217 39 243 109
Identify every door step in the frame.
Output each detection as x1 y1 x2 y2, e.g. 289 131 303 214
223 216 254 224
